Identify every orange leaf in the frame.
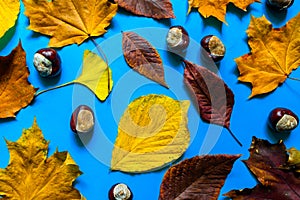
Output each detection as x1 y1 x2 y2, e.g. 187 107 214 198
22 0 118 47
236 14 300 98
187 0 259 23
0 42 36 118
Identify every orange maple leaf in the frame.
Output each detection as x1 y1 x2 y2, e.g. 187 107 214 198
0 42 36 118
22 0 118 47
236 14 300 98
187 0 260 23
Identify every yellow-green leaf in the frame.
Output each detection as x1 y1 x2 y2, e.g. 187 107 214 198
111 94 190 173
0 118 84 199
74 50 113 101
0 0 19 38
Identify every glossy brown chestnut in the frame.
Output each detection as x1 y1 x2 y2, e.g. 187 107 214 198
266 0 294 11
33 48 61 77
166 25 190 52
268 107 299 133
108 183 133 200
70 105 95 134
200 35 225 63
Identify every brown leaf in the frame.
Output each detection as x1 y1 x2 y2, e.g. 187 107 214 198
159 154 241 200
115 0 175 19
122 31 168 87
224 137 300 200
0 42 36 118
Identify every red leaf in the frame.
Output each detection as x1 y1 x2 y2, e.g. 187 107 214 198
115 0 175 19
159 154 241 200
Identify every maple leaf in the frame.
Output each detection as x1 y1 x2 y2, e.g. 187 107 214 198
224 137 300 200
122 31 168 88
236 14 300 98
187 0 259 23
22 0 118 47
0 42 36 118
114 0 175 19
111 94 190 173
0 0 20 38
0 118 84 199
159 154 241 200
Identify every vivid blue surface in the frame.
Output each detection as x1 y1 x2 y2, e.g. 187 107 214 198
0 0 300 199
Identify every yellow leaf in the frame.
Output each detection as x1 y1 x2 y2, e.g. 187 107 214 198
288 147 300 173
187 0 259 23
22 0 118 47
74 50 113 101
0 118 84 199
236 14 300 97
111 94 190 173
0 0 19 38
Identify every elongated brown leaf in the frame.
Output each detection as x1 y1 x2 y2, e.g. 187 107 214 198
159 154 241 200
122 31 168 87
115 0 175 19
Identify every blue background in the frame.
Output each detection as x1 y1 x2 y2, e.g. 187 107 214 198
0 0 300 199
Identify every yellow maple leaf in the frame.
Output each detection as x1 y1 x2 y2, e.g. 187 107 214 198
0 0 20 38
22 0 118 47
0 118 84 199
236 14 300 98
111 94 190 173
187 0 259 23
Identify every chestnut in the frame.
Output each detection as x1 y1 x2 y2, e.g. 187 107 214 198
268 107 299 133
166 25 190 52
33 48 61 78
70 105 95 134
200 35 225 63
266 0 294 11
109 183 133 200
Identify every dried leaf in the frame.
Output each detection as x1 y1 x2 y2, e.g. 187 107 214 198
187 0 259 23
287 147 300 173
22 0 118 47
122 31 168 88
224 137 300 200
236 14 300 98
0 118 84 199
0 42 36 118
115 0 175 19
159 154 241 200
111 94 190 173
0 0 20 38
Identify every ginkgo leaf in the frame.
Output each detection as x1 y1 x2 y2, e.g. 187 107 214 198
111 94 190 173
0 0 20 38
22 0 118 47
122 31 168 88
0 42 36 118
159 155 241 200
237 14 300 98
0 118 84 199
187 0 259 23
114 0 175 19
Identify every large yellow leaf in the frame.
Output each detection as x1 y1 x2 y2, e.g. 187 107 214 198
0 118 84 199
22 0 118 47
187 0 259 23
0 0 20 38
236 14 300 98
111 94 190 173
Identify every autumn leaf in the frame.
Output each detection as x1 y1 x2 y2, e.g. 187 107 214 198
224 137 300 200
111 94 190 173
187 0 259 23
0 118 84 199
287 147 300 173
183 60 242 146
0 0 20 38
22 0 118 47
114 0 175 19
236 14 300 98
122 31 168 88
159 154 241 200
0 42 36 118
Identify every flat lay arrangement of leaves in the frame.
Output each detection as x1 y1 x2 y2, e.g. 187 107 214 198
0 0 300 199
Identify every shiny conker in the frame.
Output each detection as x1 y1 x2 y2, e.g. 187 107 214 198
108 183 133 200
200 35 225 63
70 105 95 134
266 0 294 11
268 107 299 133
166 25 190 52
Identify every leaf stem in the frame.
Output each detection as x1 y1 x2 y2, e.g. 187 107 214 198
35 82 74 97
226 127 242 147
287 76 300 82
